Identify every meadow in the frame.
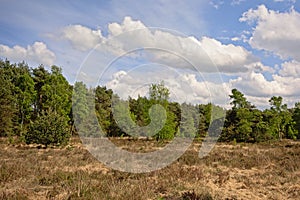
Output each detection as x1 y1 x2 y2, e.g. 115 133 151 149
1 137 299 200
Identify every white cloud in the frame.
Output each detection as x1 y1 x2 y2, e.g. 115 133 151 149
58 17 257 74
231 0 245 6
0 42 55 66
210 0 224 9
108 16 147 36
106 68 230 107
246 62 275 73
230 71 300 98
279 60 300 77
240 4 300 61
60 24 104 51
199 37 255 72
231 37 240 41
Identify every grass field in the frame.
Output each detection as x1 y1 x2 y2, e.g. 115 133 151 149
1 137 300 200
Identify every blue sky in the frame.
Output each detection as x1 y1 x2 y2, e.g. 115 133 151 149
1 0 300 108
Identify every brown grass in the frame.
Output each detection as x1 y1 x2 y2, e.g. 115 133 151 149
0 137 300 200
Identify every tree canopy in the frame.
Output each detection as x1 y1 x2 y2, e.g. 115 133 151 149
0 59 299 146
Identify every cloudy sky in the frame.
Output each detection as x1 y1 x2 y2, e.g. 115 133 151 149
1 0 299 109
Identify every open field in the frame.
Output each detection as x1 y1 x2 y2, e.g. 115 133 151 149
1 137 300 200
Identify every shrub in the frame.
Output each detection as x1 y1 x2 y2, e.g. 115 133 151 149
25 109 70 147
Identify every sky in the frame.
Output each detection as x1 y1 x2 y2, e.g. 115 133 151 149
1 0 300 109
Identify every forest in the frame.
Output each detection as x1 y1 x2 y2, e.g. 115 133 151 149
1 59 300 147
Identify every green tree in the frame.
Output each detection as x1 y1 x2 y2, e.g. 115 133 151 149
28 65 72 145
293 102 300 139
148 82 177 140
199 103 212 133
95 86 114 135
112 97 137 137
41 66 72 117
149 81 170 106
13 63 36 134
269 96 284 112
32 65 51 116
266 96 297 140
0 61 16 136
179 103 197 138
25 108 70 147
72 82 90 136
229 89 251 109
221 89 255 142
235 108 253 142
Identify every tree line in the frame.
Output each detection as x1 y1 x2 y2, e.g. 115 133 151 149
0 59 299 146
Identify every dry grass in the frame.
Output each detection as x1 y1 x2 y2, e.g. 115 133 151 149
0 137 300 200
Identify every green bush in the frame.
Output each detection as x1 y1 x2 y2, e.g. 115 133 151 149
25 109 70 147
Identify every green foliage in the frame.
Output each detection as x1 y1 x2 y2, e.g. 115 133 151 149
149 81 170 104
148 82 177 140
13 64 36 134
72 82 100 137
0 61 16 136
112 97 138 137
40 66 72 117
223 91 266 142
32 65 51 115
222 92 298 142
25 109 70 146
0 60 72 146
293 102 300 139
155 109 177 140
72 82 89 124
179 103 198 138
229 88 252 109
95 86 116 136
1 58 300 144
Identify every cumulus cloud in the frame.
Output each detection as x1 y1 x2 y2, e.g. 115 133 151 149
279 60 300 77
60 24 104 51
237 5 300 107
106 18 256 73
246 62 275 73
108 17 147 36
60 16 257 73
240 4 300 61
60 16 300 108
105 67 229 107
230 71 300 98
199 37 255 72
0 42 55 66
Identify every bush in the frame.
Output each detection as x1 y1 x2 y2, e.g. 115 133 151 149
25 109 70 147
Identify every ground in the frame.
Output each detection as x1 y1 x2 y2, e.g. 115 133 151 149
1 137 300 200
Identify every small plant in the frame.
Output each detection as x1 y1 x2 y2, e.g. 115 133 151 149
181 190 213 200
233 138 237 146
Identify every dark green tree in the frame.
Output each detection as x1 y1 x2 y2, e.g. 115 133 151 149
95 86 114 135
267 96 297 140
32 65 51 116
0 61 16 136
222 89 255 142
293 102 300 139
13 63 36 134
28 65 72 145
179 103 197 138
25 108 70 147
40 66 72 117
229 89 252 109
